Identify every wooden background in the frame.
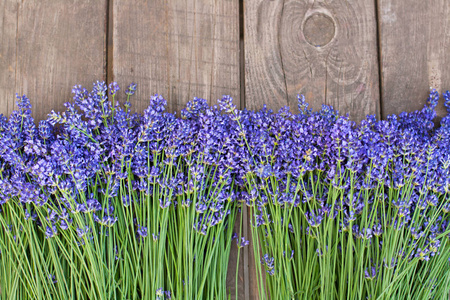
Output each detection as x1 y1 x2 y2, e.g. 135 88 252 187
1 0 449 299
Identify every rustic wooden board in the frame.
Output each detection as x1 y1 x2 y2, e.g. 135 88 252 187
112 0 240 114
244 0 380 121
244 0 380 298
0 0 19 117
228 210 246 300
378 0 450 121
0 0 107 121
112 0 242 297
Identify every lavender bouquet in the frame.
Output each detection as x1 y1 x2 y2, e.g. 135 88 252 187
1 80 450 300
230 91 450 299
0 82 244 299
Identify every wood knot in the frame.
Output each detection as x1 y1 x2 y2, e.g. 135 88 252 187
303 13 335 47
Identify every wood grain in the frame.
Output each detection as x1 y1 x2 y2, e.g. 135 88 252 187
0 0 107 121
244 0 380 121
111 0 240 114
228 211 246 300
378 0 450 121
0 0 19 117
112 0 241 297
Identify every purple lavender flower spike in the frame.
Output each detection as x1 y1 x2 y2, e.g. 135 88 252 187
125 82 137 96
45 225 57 239
365 266 377 280
137 225 148 238
109 82 120 96
237 237 250 248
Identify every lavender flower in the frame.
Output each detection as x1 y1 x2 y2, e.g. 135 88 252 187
109 82 120 96
137 225 148 238
2 82 450 300
125 82 137 96
365 266 377 280
236 236 250 248
45 225 57 239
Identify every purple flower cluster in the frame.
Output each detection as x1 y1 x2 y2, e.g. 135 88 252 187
233 89 450 298
156 288 171 300
236 91 450 229
2 81 450 299
232 233 250 248
0 81 245 298
0 82 244 242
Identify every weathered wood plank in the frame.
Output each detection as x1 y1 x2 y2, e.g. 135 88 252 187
378 0 449 120
228 211 246 300
112 0 240 114
112 0 241 297
0 0 107 121
244 0 380 298
244 0 380 121
0 0 19 117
